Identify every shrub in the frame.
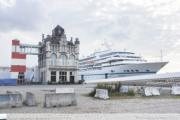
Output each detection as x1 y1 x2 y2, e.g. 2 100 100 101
97 83 104 89
117 82 122 92
88 82 122 97
48 81 52 85
127 90 135 96
89 88 96 97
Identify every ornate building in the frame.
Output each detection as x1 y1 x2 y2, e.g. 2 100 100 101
39 25 80 83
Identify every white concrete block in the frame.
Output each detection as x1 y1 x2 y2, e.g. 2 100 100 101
134 86 146 93
143 87 161 96
55 88 74 93
171 86 180 95
120 86 129 93
94 89 109 99
15 90 23 101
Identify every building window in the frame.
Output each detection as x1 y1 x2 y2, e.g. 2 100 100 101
41 72 43 81
51 54 57 66
51 71 56 82
70 72 75 83
59 72 67 82
70 55 75 66
51 46 54 50
62 46 65 52
43 54 46 67
60 55 67 66
54 46 56 50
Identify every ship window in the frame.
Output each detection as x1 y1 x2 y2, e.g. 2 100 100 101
135 70 139 72
114 55 120 57
146 70 150 72
127 70 130 72
111 70 113 72
124 70 126 72
131 70 134 72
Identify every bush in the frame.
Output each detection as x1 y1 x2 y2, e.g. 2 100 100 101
88 82 122 97
89 88 96 97
30 82 42 84
127 90 135 96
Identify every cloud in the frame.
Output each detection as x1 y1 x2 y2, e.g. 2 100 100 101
0 0 48 32
0 0 180 73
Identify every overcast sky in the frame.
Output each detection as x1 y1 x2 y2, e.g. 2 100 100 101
0 0 180 74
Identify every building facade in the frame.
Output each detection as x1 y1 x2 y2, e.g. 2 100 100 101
38 25 80 83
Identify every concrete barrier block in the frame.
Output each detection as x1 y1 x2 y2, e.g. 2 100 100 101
6 91 13 94
143 87 161 96
0 94 22 109
15 90 23 101
143 87 152 96
134 86 146 93
24 92 38 106
171 86 180 95
44 93 77 108
55 88 74 93
120 86 129 93
94 89 109 99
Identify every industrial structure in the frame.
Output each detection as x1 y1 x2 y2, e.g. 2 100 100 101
10 25 80 84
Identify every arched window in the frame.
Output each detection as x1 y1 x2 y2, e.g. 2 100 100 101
60 55 67 66
70 55 75 66
51 54 57 66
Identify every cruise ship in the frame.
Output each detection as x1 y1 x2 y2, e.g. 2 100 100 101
78 42 168 82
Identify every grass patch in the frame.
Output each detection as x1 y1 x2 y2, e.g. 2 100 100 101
88 82 122 97
87 82 140 99
171 96 180 99
127 90 135 96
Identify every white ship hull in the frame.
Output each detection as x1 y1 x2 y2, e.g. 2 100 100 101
78 62 168 82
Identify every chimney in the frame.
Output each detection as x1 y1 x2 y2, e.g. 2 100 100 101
70 37 73 42
42 34 44 40
75 38 80 45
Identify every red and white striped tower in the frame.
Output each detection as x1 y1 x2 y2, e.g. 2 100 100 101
11 38 26 80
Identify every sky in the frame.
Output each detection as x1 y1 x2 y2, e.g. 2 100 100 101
0 0 180 74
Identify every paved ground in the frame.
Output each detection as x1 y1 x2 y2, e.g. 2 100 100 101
0 84 180 119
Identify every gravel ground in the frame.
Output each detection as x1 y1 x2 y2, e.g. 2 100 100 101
0 84 180 119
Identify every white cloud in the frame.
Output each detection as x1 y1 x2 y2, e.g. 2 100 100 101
0 0 180 73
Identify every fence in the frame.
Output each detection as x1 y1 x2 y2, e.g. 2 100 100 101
145 77 180 87
0 78 17 85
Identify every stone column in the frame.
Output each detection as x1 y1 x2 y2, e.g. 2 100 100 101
47 70 51 82
66 71 69 82
56 71 59 83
